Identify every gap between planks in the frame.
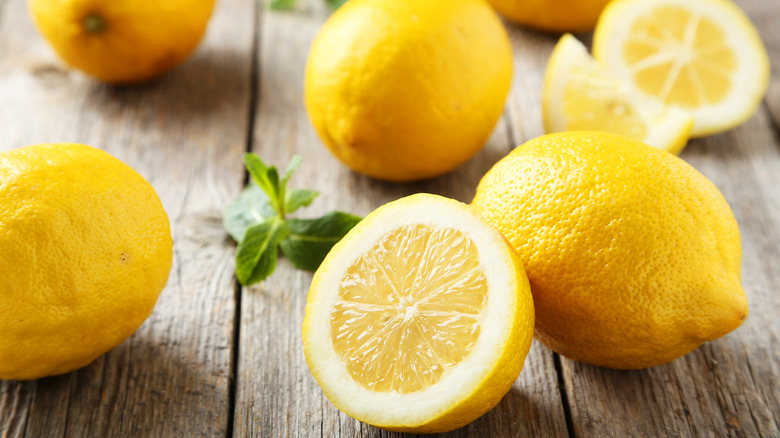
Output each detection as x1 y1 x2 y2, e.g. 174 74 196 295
226 1 262 437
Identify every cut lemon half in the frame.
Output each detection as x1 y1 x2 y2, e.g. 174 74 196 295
543 34 694 154
593 0 770 137
302 194 534 433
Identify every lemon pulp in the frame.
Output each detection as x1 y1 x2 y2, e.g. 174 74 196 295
331 225 488 393
563 55 647 140
544 34 692 154
624 6 736 108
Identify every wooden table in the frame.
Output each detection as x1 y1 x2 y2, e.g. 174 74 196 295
1 0 778 436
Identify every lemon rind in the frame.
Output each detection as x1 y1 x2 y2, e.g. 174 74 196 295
303 194 531 431
593 0 770 137
543 34 693 154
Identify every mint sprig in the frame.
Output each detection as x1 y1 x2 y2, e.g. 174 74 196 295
224 154 362 285
269 0 298 11
270 0 346 11
324 0 348 9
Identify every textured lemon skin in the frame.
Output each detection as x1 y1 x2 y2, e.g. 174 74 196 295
29 0 216 84
472 132 747 369
488 0 613 33
303 194 534 433
304 0 513 182
0 144 172 380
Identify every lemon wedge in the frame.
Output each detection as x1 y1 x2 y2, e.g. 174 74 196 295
593 0 770 137
302 194 534 433
543 34 693 154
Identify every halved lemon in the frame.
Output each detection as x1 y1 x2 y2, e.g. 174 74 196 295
302 194 534 433
593 0 770 137
543 34 694 154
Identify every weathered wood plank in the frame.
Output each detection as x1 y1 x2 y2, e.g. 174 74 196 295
0 0 253 435
1 0 776 436
551 0 780 434
694 14 780 436
502 25 554 147
233 1 569 436
556 107 780 438
744 0 780 130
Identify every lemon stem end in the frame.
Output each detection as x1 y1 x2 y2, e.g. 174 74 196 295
82 14 106 34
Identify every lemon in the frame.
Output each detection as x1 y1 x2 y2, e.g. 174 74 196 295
487 0 614 33
29 0 216 84
304 0 513 182
543 34 693 154
593 0 770 137
0 144 172 380
303 194 534 432
472 131 747 369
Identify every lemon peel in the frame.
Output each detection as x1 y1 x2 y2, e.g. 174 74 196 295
303 194 534 432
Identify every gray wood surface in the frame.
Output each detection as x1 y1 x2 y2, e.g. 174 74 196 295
0 0 252 435
1 0 779 436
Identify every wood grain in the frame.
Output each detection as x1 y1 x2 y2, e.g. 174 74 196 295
744 0 780 130
0 0 253 435
554 0 780 435
1 0 779 436
556 105 780 438
232 1 569 437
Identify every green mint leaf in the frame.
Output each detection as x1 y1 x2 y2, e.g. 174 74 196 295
282 154 303 186
243 154 274 197
244 153 283 215
280 211 362 271
269 0 299 10
223 182 276 242
226 153 361 283
267 167 281 214
278 155 302 216
284 189 319 215
235 218 290 285
325 0 348 10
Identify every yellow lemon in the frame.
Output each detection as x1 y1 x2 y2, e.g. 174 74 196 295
472 131 747 369
303 194 534 432
593 0 770 137
0 144 172 380
29 0 216 84
543 33 693 154
487 0 614 33
304 0 513 182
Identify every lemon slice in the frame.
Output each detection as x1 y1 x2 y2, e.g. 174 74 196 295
302 194 534 433
593 0 770 137
543 34 694 154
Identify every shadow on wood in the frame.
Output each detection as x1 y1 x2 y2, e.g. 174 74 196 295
68 48 251 125
1 327 228 437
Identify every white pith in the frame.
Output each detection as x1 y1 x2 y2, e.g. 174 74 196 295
544 34 692 152
304 195 518 427
594 0 770 136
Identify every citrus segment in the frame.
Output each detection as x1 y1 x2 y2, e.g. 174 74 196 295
593 0 770 136
543 34 693 154
304 194 534 432
333 225 488 394
622 5 736 107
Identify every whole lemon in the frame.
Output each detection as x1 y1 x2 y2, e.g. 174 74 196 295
29 0 216 83
304 0 513 182
471 131 747 369
487 0 613 33
0 144 173 380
